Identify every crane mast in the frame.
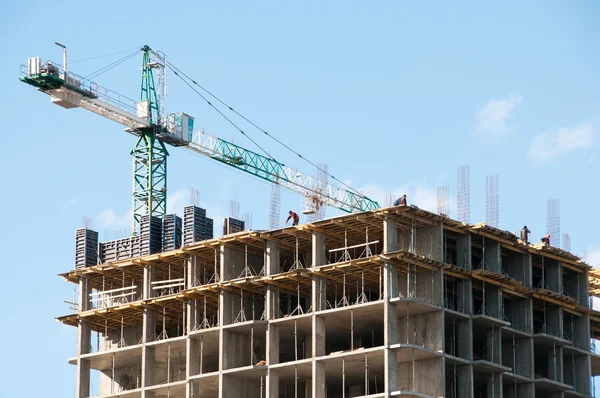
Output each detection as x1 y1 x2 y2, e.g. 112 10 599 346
20 45 380 234
131 46 169 233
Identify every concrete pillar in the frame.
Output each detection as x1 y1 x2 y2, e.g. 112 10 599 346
484 285 502 319
383 217 399 394
578 270 589 307
76 277 92 398
486 374 502 398
457 279 473 314
484 239 502 274
574 314 591 350
546 306 562 337
456 319 472 360
506 252 530 287
265 240 280 397
456 233 471 270
142 265 156 397
546 260 562 294
485 327 501 364
311 231 326 398
220 244 234 281
186 256 200 398
547 345 563 382
514 337 534 378
457 365 473 398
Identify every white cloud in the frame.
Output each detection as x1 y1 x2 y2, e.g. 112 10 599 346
359 181 440 213
528 123 595 163
475 95 523 138
97 208 132 231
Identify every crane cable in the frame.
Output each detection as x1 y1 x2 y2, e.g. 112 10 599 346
70 46 143 64
84 49 140 81
163 58 367 199
168 67 276 162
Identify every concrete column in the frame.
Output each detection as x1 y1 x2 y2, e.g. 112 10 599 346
484 239 502 274
220 244 234 281
484 286 502 319
311 231 326 398
142 265 156 398
486 374 502 398
265 239 280 397
546 306 562 337
506 252 530 287
76 277 92 398
485 327 501 364
456 233 472 270
186 256 200 398
456 319 472 360
578 270 589 307
546 261 562 294
383 217 399 394
457 365 473 398
457 279 473 314
547 345 563 382
515 337 534 378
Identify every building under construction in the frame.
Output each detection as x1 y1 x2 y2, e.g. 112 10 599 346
60 204 600 398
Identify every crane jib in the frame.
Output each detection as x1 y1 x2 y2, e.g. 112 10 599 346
20 54 381 218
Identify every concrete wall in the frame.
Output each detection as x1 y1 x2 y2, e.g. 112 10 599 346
398 311 443 352
397 357 444 397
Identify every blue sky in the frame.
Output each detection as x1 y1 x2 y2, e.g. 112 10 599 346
1 1 600 396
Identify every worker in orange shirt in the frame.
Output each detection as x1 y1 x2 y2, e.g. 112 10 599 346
286 210 300 226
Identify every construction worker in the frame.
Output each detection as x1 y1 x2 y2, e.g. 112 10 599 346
520 225 531 244
286 210 300 226
541 234 551 245
393 194 407 206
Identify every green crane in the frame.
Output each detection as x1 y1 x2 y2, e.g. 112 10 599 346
20 45 380 233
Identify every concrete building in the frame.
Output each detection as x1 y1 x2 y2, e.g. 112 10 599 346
59 205 600 397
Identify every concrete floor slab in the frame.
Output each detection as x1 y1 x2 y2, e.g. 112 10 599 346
222 364 268 380
70 345 143 370
503 371 533 384
471 314 510 328
269 358 313 380
534 377 573 392
444 354 470 366
145 380 186 396
532 333 571 347
472 360 511 374
443 308 470 320
390 344 442 363
271 313 312 336
393 297 441 317
390 391 432 397
501 325 532 338
318 346 385 381
223 320 268 336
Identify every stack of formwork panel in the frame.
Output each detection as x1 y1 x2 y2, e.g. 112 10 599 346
183 205 213 246
162 214 182 251
99 236 137 263
140 215 162 255
75 228 98 268
223 217 245 235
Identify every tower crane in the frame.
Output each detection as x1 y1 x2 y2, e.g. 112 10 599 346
20 45 380 233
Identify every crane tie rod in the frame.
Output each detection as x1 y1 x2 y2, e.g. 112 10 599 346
163 57 367 199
